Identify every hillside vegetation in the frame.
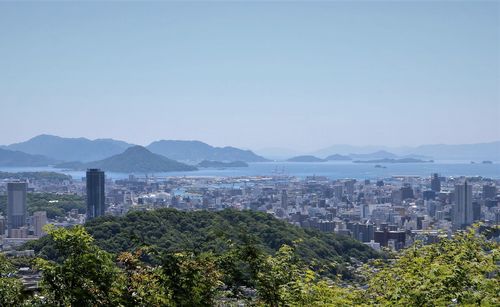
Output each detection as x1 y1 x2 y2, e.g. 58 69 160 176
27 209 378 278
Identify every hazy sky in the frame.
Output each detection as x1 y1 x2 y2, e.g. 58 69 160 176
1 1 499 151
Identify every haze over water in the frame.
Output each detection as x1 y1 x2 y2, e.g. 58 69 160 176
1 161 499 180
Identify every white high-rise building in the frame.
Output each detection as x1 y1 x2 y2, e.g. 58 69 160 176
32 211 48 237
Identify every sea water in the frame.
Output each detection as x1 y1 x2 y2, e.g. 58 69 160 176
1 161 499 180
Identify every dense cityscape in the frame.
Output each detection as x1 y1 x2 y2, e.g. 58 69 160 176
1 168 498 296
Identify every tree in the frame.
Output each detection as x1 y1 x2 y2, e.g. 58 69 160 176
116 249 172 307
159 251 222 307
255 244 359 306
366 226 500 306
216 235 265 298
35 225 122 306
0 253 24 306
280 270 361 306
255 244 299 306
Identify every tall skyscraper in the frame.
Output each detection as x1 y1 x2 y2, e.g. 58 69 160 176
86 169 106 220
453 181 473 229
7 181 27 237
431 173 441 192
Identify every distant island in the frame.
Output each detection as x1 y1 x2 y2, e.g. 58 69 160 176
313 141 500 161
0 148 55 167
353 158 434 164
287 155 326 162
325 154 351 161
55 146 197 173
197 160 249 168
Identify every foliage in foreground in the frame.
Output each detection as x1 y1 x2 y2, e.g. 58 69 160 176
0 253 24 306
3 224 499 306
365 226 500 306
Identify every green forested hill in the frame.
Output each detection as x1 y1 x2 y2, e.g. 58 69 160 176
55 145 197 173
27 209 379 277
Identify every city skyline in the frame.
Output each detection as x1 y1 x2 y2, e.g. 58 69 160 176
1 1 499 151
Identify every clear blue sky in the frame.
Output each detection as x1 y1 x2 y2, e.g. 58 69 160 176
1 1 498 151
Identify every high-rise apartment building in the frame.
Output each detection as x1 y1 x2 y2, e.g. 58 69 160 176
7 181 27 237
482 184 497 200
86 169 106 220
431 173 441 192
453 181 473 229
401 184 414 200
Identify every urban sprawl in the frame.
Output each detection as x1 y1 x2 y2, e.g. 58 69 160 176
2 170 498 252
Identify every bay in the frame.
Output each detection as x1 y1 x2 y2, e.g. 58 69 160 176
0 161 499 180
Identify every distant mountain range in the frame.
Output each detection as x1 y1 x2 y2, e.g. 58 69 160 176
147 140 268 163
55 146 196 173
1 135 268 165
0 148 55 167
403 142 500 161
313 142 500 161
1 135 498 167
4 135 133 162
